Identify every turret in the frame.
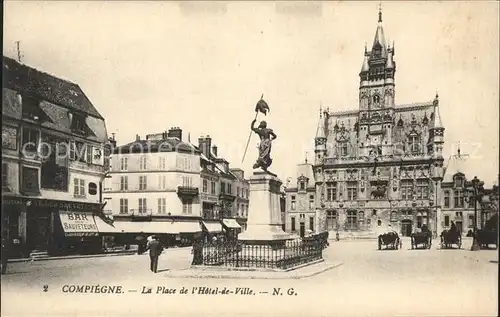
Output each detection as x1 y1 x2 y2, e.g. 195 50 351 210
429 93 445 159
314 107 327 164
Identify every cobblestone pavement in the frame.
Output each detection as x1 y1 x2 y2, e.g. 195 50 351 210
1 237 497 317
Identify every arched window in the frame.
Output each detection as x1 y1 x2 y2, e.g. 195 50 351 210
377 219 382 226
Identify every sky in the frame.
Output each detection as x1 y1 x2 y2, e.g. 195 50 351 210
3 1 499 187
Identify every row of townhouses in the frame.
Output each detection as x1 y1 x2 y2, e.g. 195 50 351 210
102 130 250 246
1 55 249 258
284 13 499 239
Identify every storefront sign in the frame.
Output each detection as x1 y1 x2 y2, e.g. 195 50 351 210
200 194 218 202
59 211 98 236
1 196 102 212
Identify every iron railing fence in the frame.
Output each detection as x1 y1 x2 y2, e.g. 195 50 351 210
200 233 328 270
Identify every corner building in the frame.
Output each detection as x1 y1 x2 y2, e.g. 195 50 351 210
313 12 445 238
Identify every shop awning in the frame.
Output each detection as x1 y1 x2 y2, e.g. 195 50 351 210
94 216 121 234
202 221 223 233
59 211 99 237
114 221 201 234
223 218 241 229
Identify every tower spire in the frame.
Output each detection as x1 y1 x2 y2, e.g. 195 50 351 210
378 3 382 23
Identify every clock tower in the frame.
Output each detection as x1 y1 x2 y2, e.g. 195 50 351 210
358 8 396 156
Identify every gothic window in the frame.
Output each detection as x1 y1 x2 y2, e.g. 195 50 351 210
326 210 337 230
346 182 358 201
346 211 358 230
373 94 380 105
326 182 337 201
444 191 450 208
401 180 413 200
410 136 420 154
415 179 429 199
454 189 464 208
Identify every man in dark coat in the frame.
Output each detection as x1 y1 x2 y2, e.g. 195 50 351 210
145 236 163 273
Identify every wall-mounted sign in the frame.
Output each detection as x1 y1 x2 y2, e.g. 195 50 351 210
59 211 98 236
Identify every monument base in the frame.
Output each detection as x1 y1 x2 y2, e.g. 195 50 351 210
238 170 293 246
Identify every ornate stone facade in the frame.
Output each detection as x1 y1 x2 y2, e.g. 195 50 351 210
313 12 445 237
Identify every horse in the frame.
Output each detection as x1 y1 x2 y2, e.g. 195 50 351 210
378 231 401 250
411 225 432 249
440 229 462 249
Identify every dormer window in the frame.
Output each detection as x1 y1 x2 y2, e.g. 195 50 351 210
409 135 420 154
71 113 87 135
22 96 43 121
299 181 306 190
454 176 464 188
341 142 348 156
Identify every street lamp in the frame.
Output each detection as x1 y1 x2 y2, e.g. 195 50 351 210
470 176 484 251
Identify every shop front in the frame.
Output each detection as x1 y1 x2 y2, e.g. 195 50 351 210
1 195 107 256
222 218 241 241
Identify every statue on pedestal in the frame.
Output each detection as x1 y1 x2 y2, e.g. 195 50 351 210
251 119 277 172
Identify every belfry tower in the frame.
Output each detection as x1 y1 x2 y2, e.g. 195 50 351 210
358 8 396 156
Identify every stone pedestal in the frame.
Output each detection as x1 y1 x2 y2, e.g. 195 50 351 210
238 171 292 244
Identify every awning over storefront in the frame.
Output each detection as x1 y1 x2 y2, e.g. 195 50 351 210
201 221 223 233
114 221 201 234
94 216 121 234
59 211 99 237
223 218 241 229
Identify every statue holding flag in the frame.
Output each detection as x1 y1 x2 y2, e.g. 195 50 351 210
242 95 276 172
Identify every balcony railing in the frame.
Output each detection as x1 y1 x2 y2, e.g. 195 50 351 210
219 192 236 201
129 209 152 217
177 186 199 197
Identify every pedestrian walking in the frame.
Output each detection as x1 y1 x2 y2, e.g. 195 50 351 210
145 236 163 273
1 236 9 275
191 235 203 266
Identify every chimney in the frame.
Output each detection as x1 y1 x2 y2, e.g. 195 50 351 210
198 135 212 158
135 134 140 141
167 127 182 141
212 145 218 157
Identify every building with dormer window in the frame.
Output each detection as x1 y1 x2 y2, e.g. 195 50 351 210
2 56 115 257
312 10 445 238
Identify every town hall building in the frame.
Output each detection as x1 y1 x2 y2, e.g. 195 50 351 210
310 10 445 238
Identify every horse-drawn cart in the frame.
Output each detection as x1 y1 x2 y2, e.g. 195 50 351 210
475 229 498 249
378 231 402 250
411 225 432 249
440 229 462 249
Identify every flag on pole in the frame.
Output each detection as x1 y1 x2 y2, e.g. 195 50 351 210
255 98 270 115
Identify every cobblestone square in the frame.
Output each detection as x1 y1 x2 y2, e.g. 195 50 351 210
1 238 497 317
